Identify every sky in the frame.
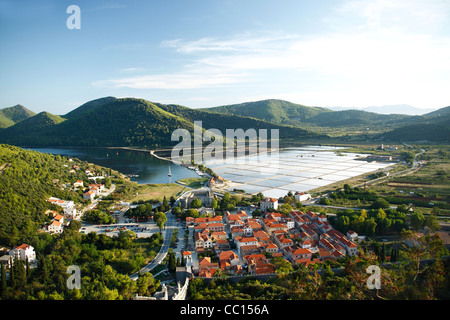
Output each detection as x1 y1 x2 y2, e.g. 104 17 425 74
0 0 449 115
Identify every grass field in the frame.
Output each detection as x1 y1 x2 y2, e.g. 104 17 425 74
124 183 188 203
176 177 208 189
315 144 449 216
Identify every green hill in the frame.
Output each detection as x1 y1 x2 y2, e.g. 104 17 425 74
63 96 117 119
201 99 331 126
380 106 450 142
0 144 87 246
200 99 418 130
0 104 36 128
306 109 413 127
0 97 325 147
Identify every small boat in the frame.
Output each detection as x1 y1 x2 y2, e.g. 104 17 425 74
168 166 172 177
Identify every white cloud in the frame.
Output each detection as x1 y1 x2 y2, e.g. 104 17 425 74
93 69 249 90
93 1 450 108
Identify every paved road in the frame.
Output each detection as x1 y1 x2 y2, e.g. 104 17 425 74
129 211 176 280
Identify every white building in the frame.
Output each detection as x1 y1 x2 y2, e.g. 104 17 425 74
294 192 311 202
260 198 278 211
9 244 36 263
48 197 77 217
73 180 84 188
47 213 64 234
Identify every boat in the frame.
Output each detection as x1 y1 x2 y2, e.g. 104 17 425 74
168 166 172 177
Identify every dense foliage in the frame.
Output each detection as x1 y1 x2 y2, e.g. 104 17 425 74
189 232 450 300
0 98 324 148
0 221 162 300
0 144 87 246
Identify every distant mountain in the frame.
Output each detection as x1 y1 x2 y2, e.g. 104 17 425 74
201 99 414 128
200 99 331 126
380 106 450 142
362 104 436 115
328 105 436 115
306 109 413 127
0 104 36 128
0 97 324 147
422 106 450 118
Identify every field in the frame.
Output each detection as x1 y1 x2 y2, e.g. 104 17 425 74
176 177 209 189
318 144 449 216
123 182 188 203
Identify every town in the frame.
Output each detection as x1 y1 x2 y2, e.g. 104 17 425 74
183 195 359 278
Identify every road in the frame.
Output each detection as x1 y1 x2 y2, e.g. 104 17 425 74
129 210 177 280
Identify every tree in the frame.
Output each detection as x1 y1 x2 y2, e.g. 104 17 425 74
364 218 377 236
336 215 350 233
371 198 390 210
211 199 218 211
319 197 331 205
136 272 160 296
424 214 440 232
0 263 6 295
162 196 169 212
410 212 425 231
272 256 293 275
153 211 167 231
187 209 199 218
190 198 202 209
167 249 177 273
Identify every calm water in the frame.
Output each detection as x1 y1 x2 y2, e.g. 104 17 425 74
29 147 200 184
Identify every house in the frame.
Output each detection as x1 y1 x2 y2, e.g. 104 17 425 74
287 247 312 265
194 232 213 249
274 233 294 249
208 176 224 187
182 251 192 264
224 211 247 227
244 254 275 275
73 180 84 188
89 183 105 194
0 255 13 268
207 222 225 232
347 230 359 242
235 237 258 249
193 216 223 226
48 220 63 234
263 220 288 235
198 257 220 278
47 213 64 234
9 244 36 263
213 239 231 251
48 197 76 217
260 198 278 211
218 250 240 270
211 231 227 241
253 230 271 244
294 192 311 202
260 242 279 254
83 190 95 201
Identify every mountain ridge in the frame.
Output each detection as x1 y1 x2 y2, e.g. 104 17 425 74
0 104 36 128
0 97 323 147
1 97 448 145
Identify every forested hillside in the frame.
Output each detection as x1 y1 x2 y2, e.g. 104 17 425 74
0 98 322 147
0 104 36 128
0 144 87 246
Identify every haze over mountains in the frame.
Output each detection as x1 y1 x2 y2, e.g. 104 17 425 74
327 104 437 115
0 97 448 147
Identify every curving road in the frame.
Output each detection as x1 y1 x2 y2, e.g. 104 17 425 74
129 210 176 280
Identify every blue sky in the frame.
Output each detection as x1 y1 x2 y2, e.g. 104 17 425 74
1 0 449 114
